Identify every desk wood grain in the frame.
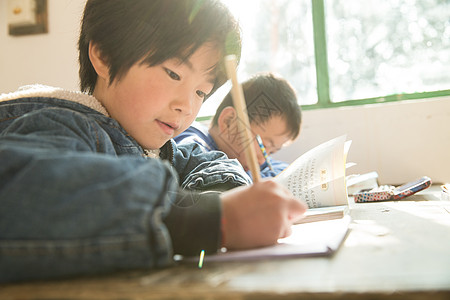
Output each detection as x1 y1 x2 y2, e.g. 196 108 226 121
1 191 449 299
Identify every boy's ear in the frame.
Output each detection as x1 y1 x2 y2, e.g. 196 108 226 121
88 42 109 80
217 106 237 132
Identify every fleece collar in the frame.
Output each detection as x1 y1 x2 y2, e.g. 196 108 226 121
0 84 161 158
0 84 110 116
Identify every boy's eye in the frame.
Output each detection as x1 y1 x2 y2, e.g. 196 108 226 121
165 68 180 80
196 90 207 99
269 146 281 155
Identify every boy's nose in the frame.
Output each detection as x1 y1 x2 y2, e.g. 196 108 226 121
172 93 194 115
266 147 275 155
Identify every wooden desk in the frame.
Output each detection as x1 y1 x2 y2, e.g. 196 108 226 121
1 187 450 299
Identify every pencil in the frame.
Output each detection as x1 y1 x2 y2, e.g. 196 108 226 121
224 55 261 183
255 134 275 172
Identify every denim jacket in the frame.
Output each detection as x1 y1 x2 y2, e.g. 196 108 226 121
0 85 251 283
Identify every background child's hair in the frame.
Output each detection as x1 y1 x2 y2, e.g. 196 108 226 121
78 0 241 97
212 73 302 140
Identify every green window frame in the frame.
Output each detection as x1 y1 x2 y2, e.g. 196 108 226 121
309 0 450 111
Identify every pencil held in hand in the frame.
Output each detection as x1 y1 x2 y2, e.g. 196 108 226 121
256 135 275 172
224 55 261 183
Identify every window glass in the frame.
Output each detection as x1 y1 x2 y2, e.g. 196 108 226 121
326 0 450 102
199 0 316 117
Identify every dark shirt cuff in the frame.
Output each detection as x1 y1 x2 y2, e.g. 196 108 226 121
163 190 221 256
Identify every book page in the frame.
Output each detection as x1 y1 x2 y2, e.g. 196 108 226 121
187 216 351 262
274 135 348 208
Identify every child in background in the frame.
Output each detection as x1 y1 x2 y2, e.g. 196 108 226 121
0 0 306 283
175 73 302 179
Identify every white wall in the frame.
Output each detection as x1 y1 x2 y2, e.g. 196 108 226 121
1 0 449 185
272 98 450 185
0 0 86 93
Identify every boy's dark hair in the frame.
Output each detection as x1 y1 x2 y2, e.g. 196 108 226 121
78 0 241 98
212 73 302 140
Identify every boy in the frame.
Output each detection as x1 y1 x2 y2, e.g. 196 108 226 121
175 73 302 178
0 0 305 283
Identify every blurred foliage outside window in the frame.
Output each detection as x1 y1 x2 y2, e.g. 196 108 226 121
199 0 450 117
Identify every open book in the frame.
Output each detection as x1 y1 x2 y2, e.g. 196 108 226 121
274 135 351 223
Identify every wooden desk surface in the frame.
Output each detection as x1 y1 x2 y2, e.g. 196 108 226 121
1 188 450 299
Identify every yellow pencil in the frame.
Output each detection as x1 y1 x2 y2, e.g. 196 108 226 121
224 55 261 183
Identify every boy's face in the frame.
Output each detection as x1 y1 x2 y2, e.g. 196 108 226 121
222 114 293 171
95 44 219 150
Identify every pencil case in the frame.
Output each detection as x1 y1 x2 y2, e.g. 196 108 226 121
354 176 432 203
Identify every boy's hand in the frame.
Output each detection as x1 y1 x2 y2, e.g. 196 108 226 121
220 180 307 250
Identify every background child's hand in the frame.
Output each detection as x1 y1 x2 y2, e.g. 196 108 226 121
220 180 307 250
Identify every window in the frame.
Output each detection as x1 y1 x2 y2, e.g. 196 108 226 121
199 0 450 117
326 0 450 103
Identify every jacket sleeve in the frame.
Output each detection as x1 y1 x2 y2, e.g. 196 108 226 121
171 141 252 191
0 108 216 282
163 190 222 256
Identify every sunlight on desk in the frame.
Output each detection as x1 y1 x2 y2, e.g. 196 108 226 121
383 201 450 227
346 219 400 248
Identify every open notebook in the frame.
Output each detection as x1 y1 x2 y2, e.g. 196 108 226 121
183 215 351 263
